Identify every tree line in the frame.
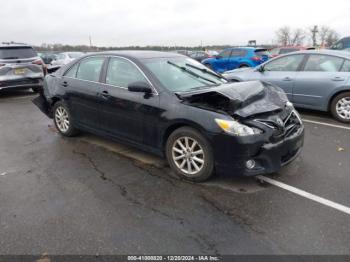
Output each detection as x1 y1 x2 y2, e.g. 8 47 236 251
275 25 340 47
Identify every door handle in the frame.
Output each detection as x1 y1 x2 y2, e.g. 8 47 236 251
100 90 111 99
331 77 345 81
283 77 293 81
61 81 68 87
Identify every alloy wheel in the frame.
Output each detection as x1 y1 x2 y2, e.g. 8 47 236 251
172 136 205 176
336 97 350 120
55 106 70 133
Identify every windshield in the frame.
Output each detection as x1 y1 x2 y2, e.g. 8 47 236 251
142 57 227 92
0 47 37 59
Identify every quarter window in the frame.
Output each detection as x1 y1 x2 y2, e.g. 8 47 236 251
106 57 147 88
304 55 343 72
264 55 304 72
76 57 105 82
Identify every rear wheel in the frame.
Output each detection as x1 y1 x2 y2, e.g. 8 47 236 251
166 127 214 182
330 92 350 123
53 101 79 136
239 64 249 68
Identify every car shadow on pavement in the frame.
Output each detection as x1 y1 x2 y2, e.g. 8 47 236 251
0 89 36 99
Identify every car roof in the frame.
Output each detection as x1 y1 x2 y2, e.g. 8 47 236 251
87 50 183 59
290 49 350 59
0 42 33 48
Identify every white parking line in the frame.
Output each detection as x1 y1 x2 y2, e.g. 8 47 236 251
303 119 350 131
257 175 350 215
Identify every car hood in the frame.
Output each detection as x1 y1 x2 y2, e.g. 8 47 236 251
176 81 289 118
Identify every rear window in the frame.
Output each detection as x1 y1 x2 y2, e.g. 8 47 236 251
0 47 37 59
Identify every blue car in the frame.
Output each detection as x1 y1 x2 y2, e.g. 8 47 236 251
202 47 270 73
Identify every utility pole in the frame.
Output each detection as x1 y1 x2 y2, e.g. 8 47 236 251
89 35 93 49
311 25 318 47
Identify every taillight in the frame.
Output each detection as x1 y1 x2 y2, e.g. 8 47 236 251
251 56 262 61
32 59 43 65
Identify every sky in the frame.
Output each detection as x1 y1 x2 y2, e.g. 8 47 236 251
1 0 350 47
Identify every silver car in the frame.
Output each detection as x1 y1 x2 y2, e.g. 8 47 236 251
0 43 45 92
51 52 84 67
223 50 350 123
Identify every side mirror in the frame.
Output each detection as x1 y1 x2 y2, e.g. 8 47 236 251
257 66 265 73
128 81 153 94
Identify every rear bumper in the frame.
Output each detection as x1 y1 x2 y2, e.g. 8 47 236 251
212 126 304 177
0 78 43 90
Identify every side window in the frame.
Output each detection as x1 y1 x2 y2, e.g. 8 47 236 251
64 63 79 78
341 60 350 72
76 57 105 82
106 57 147 88
231 49 245 57
304 55 343 72
219 49 231 58
264 55 304 72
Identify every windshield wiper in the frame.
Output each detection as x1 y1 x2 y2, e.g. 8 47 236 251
167 61 217 85
185 63 227 81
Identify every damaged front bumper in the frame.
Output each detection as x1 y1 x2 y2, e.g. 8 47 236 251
211 125 304 177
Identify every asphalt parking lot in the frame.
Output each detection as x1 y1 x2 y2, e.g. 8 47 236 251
0 90 349 255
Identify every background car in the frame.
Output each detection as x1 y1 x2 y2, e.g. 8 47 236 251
0 42 44 92
202 47 270 73
223 50 350 122
38 52 58 65
189 50 218 62
330 37 350 50
269 46 314 58
51 52 84 66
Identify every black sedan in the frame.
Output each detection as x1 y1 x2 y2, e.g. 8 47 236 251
33 51 304 182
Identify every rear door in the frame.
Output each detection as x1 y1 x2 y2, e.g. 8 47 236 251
257 54 305 101
61 56 106 129
213 49 232 73
226 49 245 70
293 54 349 109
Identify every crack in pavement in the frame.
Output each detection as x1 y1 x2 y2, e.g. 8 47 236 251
198 194 265 235
72 149 220 254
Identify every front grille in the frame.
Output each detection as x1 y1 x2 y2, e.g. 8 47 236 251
284 111 302 138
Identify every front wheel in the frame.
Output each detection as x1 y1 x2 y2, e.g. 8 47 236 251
166 127 214 182
53 101 79 136
330 92 350 123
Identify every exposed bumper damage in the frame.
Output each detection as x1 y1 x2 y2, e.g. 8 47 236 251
32 93 52 118
178 81 304 177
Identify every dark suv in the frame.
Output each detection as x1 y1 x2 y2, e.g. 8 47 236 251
0 43 45 93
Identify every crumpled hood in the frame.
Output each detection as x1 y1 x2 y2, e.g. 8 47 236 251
177 81 289 118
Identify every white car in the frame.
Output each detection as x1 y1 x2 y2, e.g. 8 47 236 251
51 52 83 66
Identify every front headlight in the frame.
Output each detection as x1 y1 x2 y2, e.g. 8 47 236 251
215 119 263 136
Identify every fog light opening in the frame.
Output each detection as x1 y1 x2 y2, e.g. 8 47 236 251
246 160 256 170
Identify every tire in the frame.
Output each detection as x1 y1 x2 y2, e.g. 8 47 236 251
166 127 214 182
53 101 79 137
330 92 350 123
239 64 249 68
